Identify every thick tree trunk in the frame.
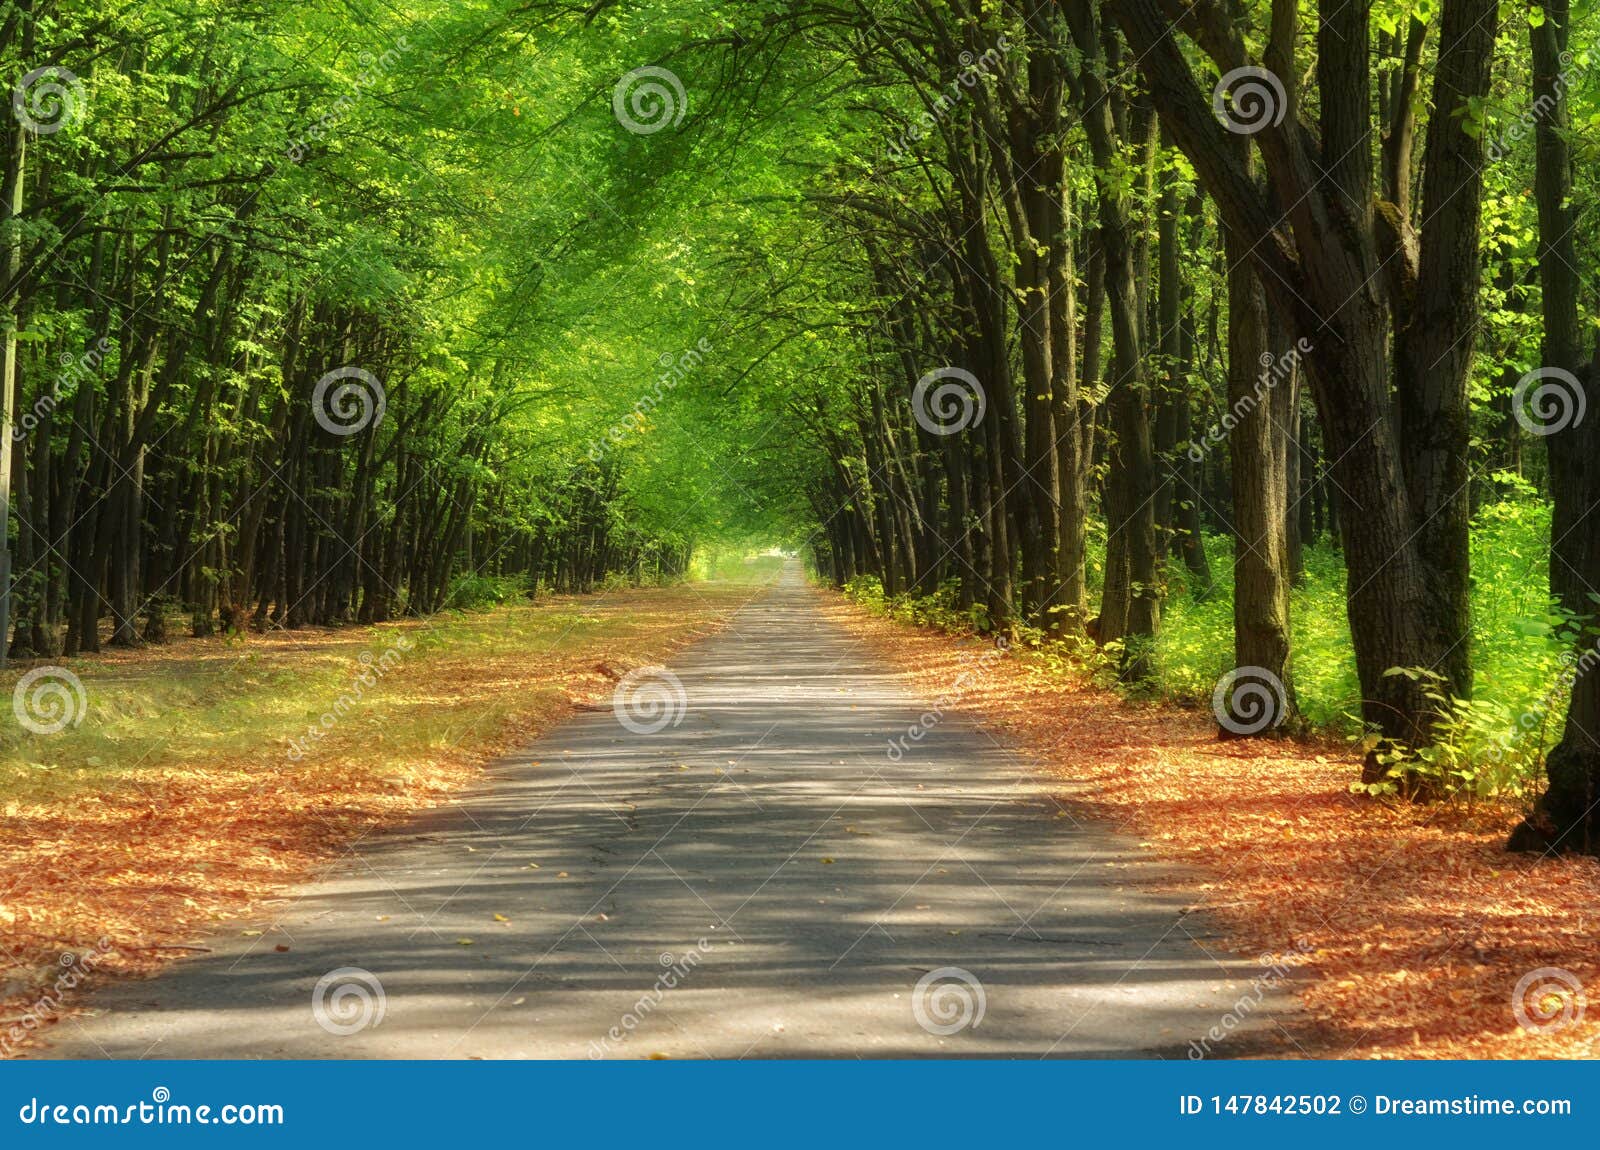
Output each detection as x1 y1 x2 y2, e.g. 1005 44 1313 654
1390 0 1497 702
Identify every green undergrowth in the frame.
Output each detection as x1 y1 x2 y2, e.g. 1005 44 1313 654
840 490 1575 800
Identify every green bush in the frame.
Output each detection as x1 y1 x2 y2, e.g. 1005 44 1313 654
1161 490 1570 797
843 574 991 633
444 574 524 610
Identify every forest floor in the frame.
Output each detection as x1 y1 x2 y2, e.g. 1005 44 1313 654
0 577 769 1052
8 568 1597 1060
823 595 1600 1059
29 564 1297 1060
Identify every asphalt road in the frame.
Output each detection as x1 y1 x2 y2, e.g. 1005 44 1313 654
40 564 1294 1059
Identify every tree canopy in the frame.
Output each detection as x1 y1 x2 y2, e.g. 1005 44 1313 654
5 0 1600 850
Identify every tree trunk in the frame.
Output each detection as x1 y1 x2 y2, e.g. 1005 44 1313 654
1221 230 1295 734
